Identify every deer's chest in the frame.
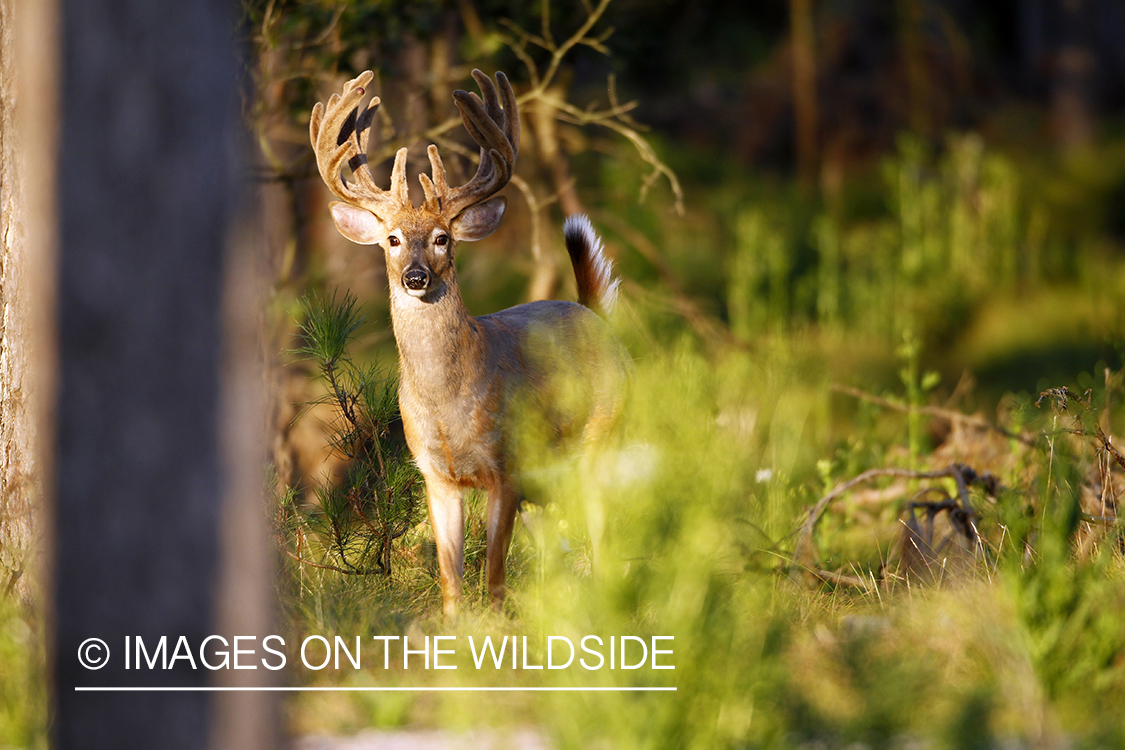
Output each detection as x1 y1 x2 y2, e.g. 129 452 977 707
398 378 508 489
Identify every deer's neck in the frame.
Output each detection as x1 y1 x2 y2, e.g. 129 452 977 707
389 282 488 399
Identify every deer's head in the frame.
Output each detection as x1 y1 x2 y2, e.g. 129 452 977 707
310 70 520 302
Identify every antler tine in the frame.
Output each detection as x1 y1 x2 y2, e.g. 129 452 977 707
389 147 409 206
437 70 521 219
496 71 521 155
310 74 368 195
309 71 405 217
455 90 515 167
349 96 382 194
312 69 519 218
310 99 352 203
473 70 503 129
472 69 520 154
419 145 449 211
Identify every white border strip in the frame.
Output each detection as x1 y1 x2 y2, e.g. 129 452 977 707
75 686 676 692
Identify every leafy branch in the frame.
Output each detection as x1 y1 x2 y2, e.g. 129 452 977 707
277 290 424 578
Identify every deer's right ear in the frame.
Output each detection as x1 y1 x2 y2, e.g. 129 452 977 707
330 202 387 245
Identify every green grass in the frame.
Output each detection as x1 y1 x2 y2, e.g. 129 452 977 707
277 311 1125 746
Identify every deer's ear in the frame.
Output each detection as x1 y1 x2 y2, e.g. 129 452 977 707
451 197 506 242
330 202 387 245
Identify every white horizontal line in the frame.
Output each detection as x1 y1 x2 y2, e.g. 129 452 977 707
74 686 677 693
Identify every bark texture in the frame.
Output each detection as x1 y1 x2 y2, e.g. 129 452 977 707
0 0 40 601
51 0 275 748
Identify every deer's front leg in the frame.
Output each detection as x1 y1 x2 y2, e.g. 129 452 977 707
425 477 465 617
485 480 521 608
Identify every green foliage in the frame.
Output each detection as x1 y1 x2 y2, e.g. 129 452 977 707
723 134 1052 347
728 209 790 339
280 291 424 577
1010 389 1125 718
897 328 941 467
295 291 364 367
0 593 45 750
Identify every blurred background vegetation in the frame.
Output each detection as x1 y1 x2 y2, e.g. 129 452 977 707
250 0 1125 396
257 0 1125 747
7 0 1125 747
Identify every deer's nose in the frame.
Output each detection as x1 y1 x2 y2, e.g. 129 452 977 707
402 266 430 291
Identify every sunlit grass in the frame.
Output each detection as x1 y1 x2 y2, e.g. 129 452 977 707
0 590 46 750
279 292 1125 746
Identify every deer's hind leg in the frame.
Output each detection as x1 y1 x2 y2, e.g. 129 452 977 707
577 389 627 573
484 478 522 608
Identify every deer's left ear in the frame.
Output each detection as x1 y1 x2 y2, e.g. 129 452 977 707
451 197 506 242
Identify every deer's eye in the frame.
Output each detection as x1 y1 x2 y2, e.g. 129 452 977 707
388 235 401 247
435 234 449 247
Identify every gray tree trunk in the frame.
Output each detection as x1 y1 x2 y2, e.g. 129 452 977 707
51 1 276 748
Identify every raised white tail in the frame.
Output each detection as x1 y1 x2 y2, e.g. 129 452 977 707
564 214 620 315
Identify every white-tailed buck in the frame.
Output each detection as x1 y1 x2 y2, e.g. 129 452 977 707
310 70 629 615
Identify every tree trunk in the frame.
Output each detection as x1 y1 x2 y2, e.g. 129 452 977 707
1049 0 1095 151
898 0 932 140
0 0 49 603
789 0 819 192
50 1 276 748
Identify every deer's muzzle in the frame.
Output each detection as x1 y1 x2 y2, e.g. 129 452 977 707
402 266 430 294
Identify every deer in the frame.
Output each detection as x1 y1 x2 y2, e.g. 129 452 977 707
309 69 630 616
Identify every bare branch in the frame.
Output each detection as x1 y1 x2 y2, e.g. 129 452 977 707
541 0 556 49
795 464 1000 570
282 546 385 576
499 31 543 89
598 117 684 212
536 0 612 94
510 174 559 266
499 18 552 54
580 25 615 55
833 384 1038 447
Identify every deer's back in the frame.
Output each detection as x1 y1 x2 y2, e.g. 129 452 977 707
481 299 629 449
